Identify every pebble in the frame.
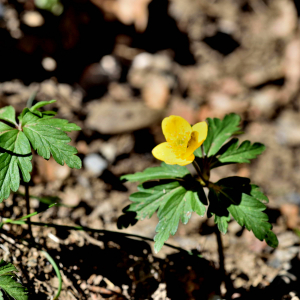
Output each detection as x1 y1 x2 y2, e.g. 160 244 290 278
86 101 163 134
277 232 299 249
100 143 117 162
41 57 57 71
83 153 107 176
142 76 170 109
272 247 300 264
132 52 154 69
280 203 299 229
167 98 197 124
250 87 279 117
276 110 300 146
21 11 44 27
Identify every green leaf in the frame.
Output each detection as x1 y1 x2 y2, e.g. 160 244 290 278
203 113 241 157
228 193 278 248
30 100 57 119
250 184 269 204
19 101 57 122
121 162 190 183
0 260 18 276
22 112 81 169
214 215 231 234
30 100 56 111
0 126 32 202
0 107 17 126
208 177 278 247
127 180 207 253
211 138 266 168
0 260 28 300
18 109 30 123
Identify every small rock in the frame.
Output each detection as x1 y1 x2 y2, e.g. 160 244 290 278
84 154 108 176
132 52 154 70
21 11 44 27
237 167 250 178
77 140 89 155
270 0 297 38
276 110 300 146
100 55 121 79
218 77 244 96
34 156 71 183
272 246 300 264
208 92 248 117
41 57 57 71
142 76 170 109
280 203 299 229
152 54 173 71
108 82 132 101
86 101 163 134
167 98 197 124
100 143 117 162
277 231 300 249
250 87 279 118
62 187 81 207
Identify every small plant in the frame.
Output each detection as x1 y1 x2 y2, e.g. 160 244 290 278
120 114 278 253
0 260 28 300
0 100 81 299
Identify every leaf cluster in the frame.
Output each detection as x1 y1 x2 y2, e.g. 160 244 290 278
0 101 81 203
0 260 28 300
121 113 278 252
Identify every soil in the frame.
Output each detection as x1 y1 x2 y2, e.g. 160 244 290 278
0 0 300 299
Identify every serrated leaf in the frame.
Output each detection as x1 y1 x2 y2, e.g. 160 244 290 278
250 184 269 204
228 193 278 248
0 276 28 300
0 260 18 276
127 180 206 253
208 177 278 247
210 138 266 168
0 260 28 300
0 107 17 126
202 113 241 157
121 162 190 183
0 125 32 202
21 112 81 169
30 100 56 111
214 215 231 234
42 111 57 116
154 188 205 253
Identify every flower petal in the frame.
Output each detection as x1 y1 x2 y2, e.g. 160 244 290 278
183 131 201 158
152 142 194 166
162 116 192 152
192 121 208 145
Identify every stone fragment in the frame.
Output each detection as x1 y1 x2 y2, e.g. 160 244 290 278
21 11 44 27
142 76 170 109
276 110 300 146
83 154 108 176
280 203 299 229
86 101 163 134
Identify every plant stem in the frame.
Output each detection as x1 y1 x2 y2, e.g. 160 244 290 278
215 227 225 279
201 145 205 158
3 220 195 255
41 251 62 299
192 160 207 186
25 183 33 241
215 226 233 297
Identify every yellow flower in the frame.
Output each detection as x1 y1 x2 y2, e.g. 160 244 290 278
152 115 208 166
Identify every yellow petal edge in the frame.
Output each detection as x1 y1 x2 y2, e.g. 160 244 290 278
152 117 208 166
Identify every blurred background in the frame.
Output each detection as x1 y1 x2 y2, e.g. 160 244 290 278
0 0 300 299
